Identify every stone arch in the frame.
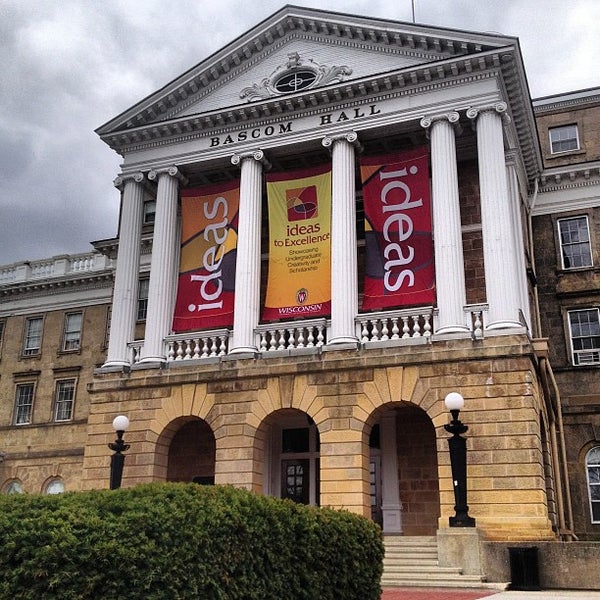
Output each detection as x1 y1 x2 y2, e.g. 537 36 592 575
366 400 441 535
149 383 217 481
155 416 216 483
254 407 320 505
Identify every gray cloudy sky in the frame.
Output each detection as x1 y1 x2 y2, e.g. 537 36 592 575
1 0 598 266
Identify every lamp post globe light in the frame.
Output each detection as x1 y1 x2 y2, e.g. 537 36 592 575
108 415 130 490
444 392 476 527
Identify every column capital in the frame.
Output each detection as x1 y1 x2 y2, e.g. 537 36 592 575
466 102 510 125
419 111 460 130
231 149 271 169
148 166 188 186
113 172 145 190
322 131 362 152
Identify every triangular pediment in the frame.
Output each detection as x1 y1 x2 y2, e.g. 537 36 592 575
97 5 520 141
177 36 429 117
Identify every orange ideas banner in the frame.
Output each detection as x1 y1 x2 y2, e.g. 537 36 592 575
263 164 332 321
172 181 240 332
359 148 435 310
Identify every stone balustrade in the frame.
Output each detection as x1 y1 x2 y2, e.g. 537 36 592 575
124 306 494 366
0 252 113 285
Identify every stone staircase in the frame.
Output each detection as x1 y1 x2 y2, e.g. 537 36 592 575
381 536 486 588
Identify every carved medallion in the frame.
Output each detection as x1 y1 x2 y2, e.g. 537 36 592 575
240 52 352 101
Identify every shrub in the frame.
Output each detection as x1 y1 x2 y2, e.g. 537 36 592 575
0 483 383 599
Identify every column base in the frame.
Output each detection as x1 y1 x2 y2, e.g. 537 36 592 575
485 320 525 331
435 324 470 335
222 348 258 360
382 503 403 534
324 336 359 350
99 360 131 372
138 355 167 365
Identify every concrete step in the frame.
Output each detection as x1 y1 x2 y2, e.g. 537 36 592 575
381 535 486 589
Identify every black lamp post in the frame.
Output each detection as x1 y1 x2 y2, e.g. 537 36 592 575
108 415 130 490
444 392 476 527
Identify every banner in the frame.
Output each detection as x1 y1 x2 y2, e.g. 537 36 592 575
172 181 240 332
263 164 332 321
360 148 435 310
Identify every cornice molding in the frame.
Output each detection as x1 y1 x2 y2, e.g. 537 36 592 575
539 161 600 191
533 91 600 114
0 272 114 299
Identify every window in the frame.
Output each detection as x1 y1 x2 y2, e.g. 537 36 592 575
137 278 149 321
586 447 600 523
2 480 24 494
104 306 112 349
549 124 579 153
143 200 156 225
62 312 83 351
54 379 76 422
558 216 592 269
23 317 43 356
14 383 35 425
568 309 600 366
44 478 65 495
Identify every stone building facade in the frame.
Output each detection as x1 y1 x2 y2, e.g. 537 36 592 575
1 6 599 588
0 253 113 493
532 87 600 541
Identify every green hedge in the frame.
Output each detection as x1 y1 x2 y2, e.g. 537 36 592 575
0 483 383 599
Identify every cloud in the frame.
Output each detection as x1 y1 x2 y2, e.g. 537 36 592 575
0 0 598 265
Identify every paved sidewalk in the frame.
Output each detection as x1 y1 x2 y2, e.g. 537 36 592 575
381 588 600 600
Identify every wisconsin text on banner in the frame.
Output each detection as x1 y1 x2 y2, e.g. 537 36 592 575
360 148 435 310
263 164 332 321
172 181 240 332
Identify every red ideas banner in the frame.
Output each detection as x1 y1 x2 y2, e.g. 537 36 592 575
172 181 240 332
359 148 435 310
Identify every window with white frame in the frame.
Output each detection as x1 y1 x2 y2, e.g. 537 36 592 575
62 312 83 351
558 216 592 269
23 316 43 356
54 379 76 422
586 447 600 523
137 278 150 321
549 124 579 153
143 200 156 225
14 383 35 425
568 309 600 366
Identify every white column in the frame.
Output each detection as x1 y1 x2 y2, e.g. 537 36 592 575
103 173 145 368
322 131 360 346
229 150 268 355
380 413 403 534
506 153 531 329
140 166 185 363
467 103 522 329
420 112 468 334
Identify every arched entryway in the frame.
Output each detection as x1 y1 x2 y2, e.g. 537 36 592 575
257 409 320 505
165 417 216 484
368 402 441 535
